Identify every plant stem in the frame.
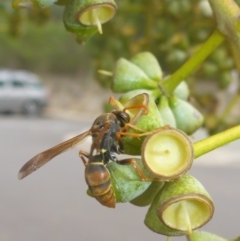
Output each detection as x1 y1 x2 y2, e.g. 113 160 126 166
208 0 240 51
161 30 225 95
193 125 240 159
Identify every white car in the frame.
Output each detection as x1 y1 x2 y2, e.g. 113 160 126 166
0 69 49 115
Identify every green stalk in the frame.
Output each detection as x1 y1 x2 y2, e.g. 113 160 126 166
193 125 240 159
161 30 225 96
208 0 240 51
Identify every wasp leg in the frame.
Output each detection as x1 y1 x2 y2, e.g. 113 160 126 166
116 158 160 182
79 150 90 166
118 124 171 138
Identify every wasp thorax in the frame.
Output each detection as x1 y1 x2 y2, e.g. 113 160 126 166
112 110 130 127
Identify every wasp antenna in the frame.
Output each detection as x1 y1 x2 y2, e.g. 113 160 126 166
109 96 124 110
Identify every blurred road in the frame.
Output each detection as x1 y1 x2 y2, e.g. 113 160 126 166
1 116 240 241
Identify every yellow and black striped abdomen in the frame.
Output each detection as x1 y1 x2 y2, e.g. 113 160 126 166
85 163 116 208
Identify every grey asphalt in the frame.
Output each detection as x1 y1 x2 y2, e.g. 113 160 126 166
0 116 240 241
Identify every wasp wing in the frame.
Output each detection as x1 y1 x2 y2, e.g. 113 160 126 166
18 130 91 180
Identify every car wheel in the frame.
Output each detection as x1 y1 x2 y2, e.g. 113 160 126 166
22 101 40 116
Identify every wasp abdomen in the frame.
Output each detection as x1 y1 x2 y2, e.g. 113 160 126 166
85 163 116 208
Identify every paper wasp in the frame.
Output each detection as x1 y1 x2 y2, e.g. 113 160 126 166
18 95 155 207
18 103 147 178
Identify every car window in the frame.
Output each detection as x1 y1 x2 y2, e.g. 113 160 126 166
11 80 25 88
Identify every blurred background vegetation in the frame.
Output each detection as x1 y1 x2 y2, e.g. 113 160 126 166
0 0 238 81
0 0 240 130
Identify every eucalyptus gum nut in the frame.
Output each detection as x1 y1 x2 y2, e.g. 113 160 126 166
77 0 117 26
173 81 190 101
63 0 98 44
119 89 158 105
130 52 162 82
157 95 177 128
142 127 193 180
107 159 153 203
158 174 214 232
144 188 187 236
169 96 204 135
112 58 158 93
122 95 164 155
187 231 236 241
130 181 165 207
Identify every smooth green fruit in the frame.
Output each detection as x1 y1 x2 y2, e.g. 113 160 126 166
130 181 164 207
157 95 177 127
158 174 214 232
187 231 238 241
112 58 158 93
173 81 190 101
169 96 204 135
141 127 194 180
130 52 163 82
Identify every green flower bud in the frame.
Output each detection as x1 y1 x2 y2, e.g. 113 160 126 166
130 52 163 82
169 96 204 135
112 58 158 93
173 81 190 101
157 95 177 127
